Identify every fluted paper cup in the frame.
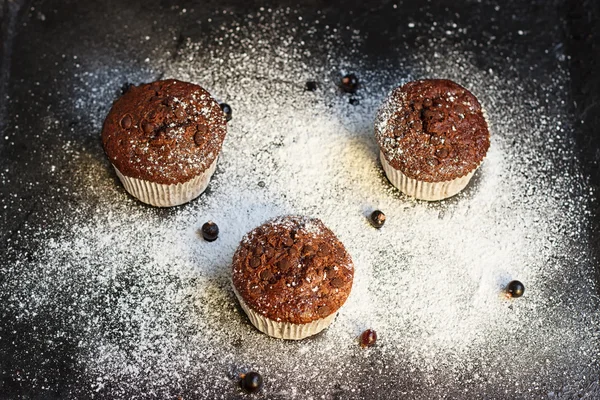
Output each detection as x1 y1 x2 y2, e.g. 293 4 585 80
113 157 218 207
380 151 477 201
233 286 337 340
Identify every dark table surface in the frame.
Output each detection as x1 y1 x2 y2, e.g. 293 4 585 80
1 0 599 399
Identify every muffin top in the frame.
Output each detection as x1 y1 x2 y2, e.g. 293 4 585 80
101 79 227 184
375 79 490 182
232 216 354 325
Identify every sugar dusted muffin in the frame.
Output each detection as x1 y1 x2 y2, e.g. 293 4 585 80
101 79 227 207
375 79 490 201
232 216 354 340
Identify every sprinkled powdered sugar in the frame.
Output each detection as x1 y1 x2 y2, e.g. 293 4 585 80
241 216 326 246
1 6 599 400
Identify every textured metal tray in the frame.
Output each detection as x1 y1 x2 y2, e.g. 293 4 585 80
1 0 599 399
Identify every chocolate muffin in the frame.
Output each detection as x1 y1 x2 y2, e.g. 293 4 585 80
101 79 227 207
232 216 354 340
375 79 490 200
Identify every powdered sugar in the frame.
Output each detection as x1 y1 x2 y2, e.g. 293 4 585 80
1 6 598 400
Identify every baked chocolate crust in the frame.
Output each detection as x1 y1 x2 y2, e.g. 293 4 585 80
101 79 227 185
375 79 490 182
232 216 354 325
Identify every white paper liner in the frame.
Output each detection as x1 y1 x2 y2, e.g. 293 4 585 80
113 157 218 207
233 286 337 340
380 151 477 201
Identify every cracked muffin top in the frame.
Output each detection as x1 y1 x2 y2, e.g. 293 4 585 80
101 79 227 184
375 79 490 182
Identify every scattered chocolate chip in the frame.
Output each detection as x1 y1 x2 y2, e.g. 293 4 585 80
305 81 317 92
201 221 219 242
264 246 275 258
349 98 360 105
303 244 317 257
283 237 294 247
340 73 359 93
257 181 266 188
259 270 274 282
506 280 525 298
324 266 337 278
240 372 263 394
194 124 208 146
250 257 261 269
317 305 331 318
157 103 169 114
330 277 344 288
317 244 330 257
288 247 299 258
277 259 292 272
435 146 450 159
430 135 443 146
370 210 386 229
413 119 423 131
360 329 377 348
120 115 132 129
237 248 249 260
194 132 205 147
249 285 264 296
423 98 433 107
423 108 444 122
174 106 186 120
220 103 232 121
149 134 174 147
312 257 324 269
142 121 155 134
267 236 278 247
427 156 440 167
